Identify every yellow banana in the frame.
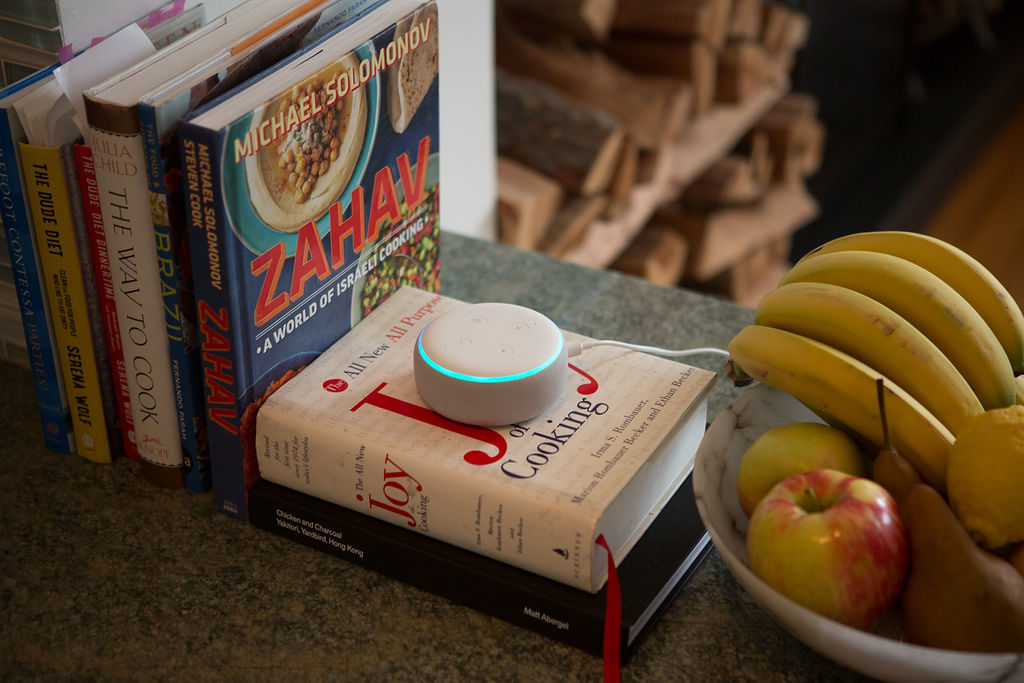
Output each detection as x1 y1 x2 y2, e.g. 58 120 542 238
800 230 1024 375
728 325 954 492
779 250 1016 410
754 281 983 436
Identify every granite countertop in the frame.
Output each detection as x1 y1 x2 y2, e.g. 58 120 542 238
0 233 871 681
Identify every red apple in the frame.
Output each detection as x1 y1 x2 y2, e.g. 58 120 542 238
746 468 908 630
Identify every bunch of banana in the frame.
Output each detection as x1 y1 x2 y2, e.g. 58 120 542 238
727 230 1023 492
800 230 1024 376
754 281 983 436
779 249 1016 410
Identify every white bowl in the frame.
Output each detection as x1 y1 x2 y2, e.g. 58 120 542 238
692 383 1024 682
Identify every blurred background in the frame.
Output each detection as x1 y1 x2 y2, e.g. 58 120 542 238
2 0 1022 365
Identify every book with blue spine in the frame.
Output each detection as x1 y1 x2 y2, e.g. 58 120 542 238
0 68 75 454
178 0 441 519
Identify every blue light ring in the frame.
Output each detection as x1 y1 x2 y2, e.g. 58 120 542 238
416 326 565 384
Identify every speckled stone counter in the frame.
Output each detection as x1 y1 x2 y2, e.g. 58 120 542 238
0 233 872 681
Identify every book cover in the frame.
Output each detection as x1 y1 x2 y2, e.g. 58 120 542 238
0 72 75 454
58 141 124 460
19 142 112 462
255 287 716 592
179 0 440 520
247 473 713 660
134 0 387 492
73 143 139 460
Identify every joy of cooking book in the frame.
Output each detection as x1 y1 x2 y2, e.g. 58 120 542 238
179 0 440 520
255 287 716 592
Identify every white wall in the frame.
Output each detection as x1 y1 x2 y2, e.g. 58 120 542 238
194 0 497 241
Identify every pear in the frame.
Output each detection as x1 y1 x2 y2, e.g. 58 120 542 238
871 378 924 510
899 483 1024 652
872 448 922 512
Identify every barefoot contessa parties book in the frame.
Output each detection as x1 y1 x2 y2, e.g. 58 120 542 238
255 287 716 592
179 0 440 519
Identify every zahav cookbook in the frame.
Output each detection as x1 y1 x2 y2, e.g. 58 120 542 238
255 286 716 592
179 0 440 519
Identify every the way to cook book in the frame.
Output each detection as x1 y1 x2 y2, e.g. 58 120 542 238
179 0 440 520
254 286 717 593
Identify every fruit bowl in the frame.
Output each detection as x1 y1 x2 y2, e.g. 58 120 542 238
693 382 1023 682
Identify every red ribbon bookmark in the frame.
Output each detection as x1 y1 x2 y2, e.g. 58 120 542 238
595 534 622 683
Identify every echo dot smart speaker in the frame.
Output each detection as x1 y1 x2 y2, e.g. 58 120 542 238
414 302 568 426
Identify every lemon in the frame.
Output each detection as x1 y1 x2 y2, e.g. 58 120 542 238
947 405 1024 549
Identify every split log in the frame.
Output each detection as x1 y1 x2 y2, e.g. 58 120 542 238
610 225 689 286
680 154 766 212
761 3 810 71
746 131 776 188
613 0 734 50
496 23 690 148
498 0 617 43
605 37 718 116
538 195 610 258
715 40 780 104
665 184 818 281
607 137 640 217
496 70 626 196
687 235 792 307
497 157 565 250
728 0 763 40
751 93 825 185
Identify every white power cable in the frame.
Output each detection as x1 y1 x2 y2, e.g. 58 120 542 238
566 339 730 361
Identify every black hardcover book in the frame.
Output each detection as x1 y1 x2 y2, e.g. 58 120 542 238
248 472 712 660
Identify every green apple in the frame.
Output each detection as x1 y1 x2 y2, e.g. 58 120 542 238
736 421 866 518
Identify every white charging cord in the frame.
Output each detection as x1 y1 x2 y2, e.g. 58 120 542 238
566 339 730 361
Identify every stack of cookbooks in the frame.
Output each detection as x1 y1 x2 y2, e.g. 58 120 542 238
247 285 716 660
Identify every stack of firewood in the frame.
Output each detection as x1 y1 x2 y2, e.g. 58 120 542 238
494 0 827 305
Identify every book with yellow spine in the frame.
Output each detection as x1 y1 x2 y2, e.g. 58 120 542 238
19 142 111 463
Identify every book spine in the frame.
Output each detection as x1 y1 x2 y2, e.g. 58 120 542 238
88 121 183 487
180 121 248 517
61 142 124 460
138 102 210 493
0 108 74 453
73 143 139 461
246 480 609 656
19 143 111 463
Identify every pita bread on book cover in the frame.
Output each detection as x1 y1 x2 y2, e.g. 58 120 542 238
387 1 439 133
